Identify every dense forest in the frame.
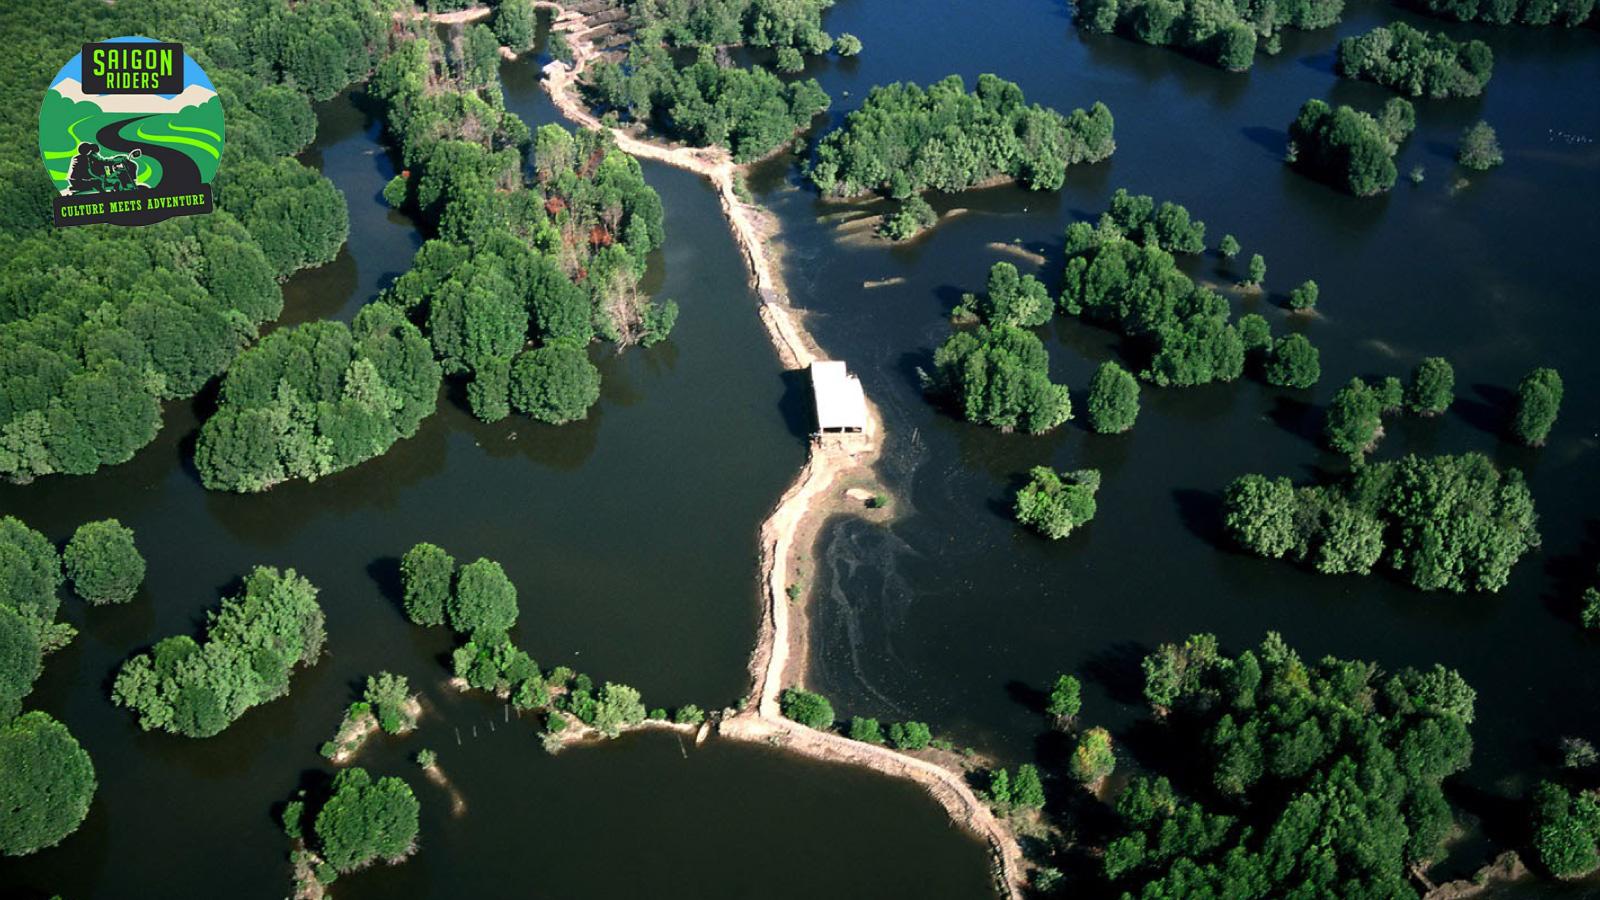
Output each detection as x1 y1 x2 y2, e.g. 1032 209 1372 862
1288 97 1416 196
0 0 392 485
1074 0 1345 71
0 514 139 856
809 74 1115 198
1223 452 1540 592
376 27 674 431
1404 0 1595 26
193 306 441 492
1337 22 1493 98
624 0 842 55
1099 633 1476 897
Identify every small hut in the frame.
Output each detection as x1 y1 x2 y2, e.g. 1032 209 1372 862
809 361 867 438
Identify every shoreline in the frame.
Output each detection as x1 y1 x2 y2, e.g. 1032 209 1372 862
529 6 1028 897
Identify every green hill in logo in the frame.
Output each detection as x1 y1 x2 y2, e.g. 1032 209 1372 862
40 38 224 227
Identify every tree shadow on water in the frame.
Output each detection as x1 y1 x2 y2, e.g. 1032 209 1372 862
1267 394 1325 448
1082 639 1150 707
1454 382 1512 441
1172 488 1227 551
1006 678 1049 717
1241 126 1287 160
367 555 404 610
1539 519 1599 627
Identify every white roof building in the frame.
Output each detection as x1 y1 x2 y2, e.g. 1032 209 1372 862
810 361 867 434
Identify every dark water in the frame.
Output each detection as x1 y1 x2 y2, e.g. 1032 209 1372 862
762 0 1600 880
281 91 422 327
0 83 994 898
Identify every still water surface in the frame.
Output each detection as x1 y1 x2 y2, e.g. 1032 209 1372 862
2 75 994 898
773 0 1600 879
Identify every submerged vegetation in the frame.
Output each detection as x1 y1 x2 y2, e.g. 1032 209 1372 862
1224 452 1539 592
809 74 1114 198
1103 632 1476 896
112 567 326 737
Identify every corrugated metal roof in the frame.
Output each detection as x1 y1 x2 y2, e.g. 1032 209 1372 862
811 361 868 432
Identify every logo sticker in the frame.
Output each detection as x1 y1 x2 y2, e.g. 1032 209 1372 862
40 37 223 228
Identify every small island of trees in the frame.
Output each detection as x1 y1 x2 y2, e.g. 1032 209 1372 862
397 542 654 746
1512 366 1562 446
63 519 146 605
1337 22 1493 99
1101 632 1476 896
112 567 326 737
1223 452 1539 592
322 672 422 763
931 324 1072 434
1074 0 1344 70
1287 97 1416 196
585 42 830 162
808 74 1115 198
1015 467 1101 540
194 305 441 493
1062 192 1319 389
284 766 420 896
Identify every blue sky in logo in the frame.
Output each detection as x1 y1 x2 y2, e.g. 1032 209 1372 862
48 35 214 98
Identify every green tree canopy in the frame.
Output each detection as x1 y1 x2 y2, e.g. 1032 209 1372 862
932 325 1072 433
448 559 519 641
1070 726 1116 784
111 567 326 737
1223 452 1539 592
780 687 835 730
509 345 602 425
0 711 96 857
809 74 1114 197
1288 97 1415 196
1511 367 1562 446
1086 361 1141 433
1405 357 1454 416
1324 378 1384 462
1107 632 1477 896
313 767 420 873
1263 334 1321 389
1458 121 1504 171
400 542 456 627
1015 467 1101 540
1336 22 1493 99
63 519 145 605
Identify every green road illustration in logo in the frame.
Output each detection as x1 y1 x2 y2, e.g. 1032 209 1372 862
40 37 223 228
